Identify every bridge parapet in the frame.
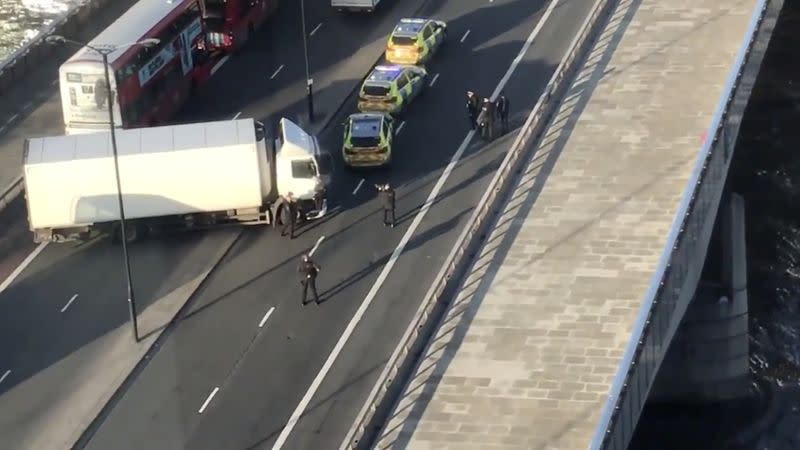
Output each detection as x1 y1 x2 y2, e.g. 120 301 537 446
592 0 780 448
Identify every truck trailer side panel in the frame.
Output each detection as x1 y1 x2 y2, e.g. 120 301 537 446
24 119 265 230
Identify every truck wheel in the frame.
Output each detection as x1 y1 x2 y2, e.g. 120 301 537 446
275 204 285 226
111 222 139 244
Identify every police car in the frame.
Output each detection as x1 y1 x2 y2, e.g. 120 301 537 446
385 18 447 65
342 113 394 168
357 65 428 115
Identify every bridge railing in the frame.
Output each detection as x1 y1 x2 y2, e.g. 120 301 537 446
590 0 776 448
0 0 116 96
339 0 621 446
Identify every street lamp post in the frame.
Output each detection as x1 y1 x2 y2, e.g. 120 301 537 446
46 35 159 343
300 0 314 122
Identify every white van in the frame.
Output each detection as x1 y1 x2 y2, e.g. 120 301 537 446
332 0 381 12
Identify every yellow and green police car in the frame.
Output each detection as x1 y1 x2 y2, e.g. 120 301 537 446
342 113 394 168
385 18 448 65
357 65 428 115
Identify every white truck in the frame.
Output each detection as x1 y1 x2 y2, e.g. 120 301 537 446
22 117 333 243
332 0 381 12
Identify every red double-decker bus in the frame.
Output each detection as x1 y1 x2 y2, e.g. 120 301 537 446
57 0 221 134
201 0 280 51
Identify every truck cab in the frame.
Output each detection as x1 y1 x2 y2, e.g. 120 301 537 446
272 118 333 220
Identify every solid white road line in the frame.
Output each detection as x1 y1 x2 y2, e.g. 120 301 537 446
0 242 48 294
61 294 78 313
352 178 365 195
489 0 558 100
232 112 242 120
429 73 440 87
210 55 230 76
270 1 561 447
270 65 285 80
0 370 9 384
310 22 323 37
51 79 59 86
396 121 406 134
6 114 19 126
460 29 471 43
198 387 220 414
258 306 276 328
308 235 326 257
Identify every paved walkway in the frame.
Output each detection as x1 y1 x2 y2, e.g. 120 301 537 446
374 0 757 448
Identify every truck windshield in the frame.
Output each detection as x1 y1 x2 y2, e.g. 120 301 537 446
291 159 317 179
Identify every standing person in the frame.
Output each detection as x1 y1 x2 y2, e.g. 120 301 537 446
376 183 396 228
298 254 321 305
496 92 510 134
478 97 495 141
281 193 298 239
466 91 479 130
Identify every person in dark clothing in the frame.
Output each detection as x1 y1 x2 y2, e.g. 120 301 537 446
496 93 510 134
466 91 479 130
281 193 299 239
298 254 321 305
478 98 495 141
376 183 396 227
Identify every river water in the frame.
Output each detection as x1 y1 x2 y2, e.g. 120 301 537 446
630 1 800 449
0 0 79 63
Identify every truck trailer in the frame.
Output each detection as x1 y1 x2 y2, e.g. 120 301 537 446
22 117 332 243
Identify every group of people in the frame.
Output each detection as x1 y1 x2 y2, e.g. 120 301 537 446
293 183 397 305
466 91 510 141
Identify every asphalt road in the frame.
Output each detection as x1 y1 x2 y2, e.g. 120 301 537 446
0 0 438 447
72 0 595 448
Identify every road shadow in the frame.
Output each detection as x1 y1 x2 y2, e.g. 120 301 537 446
0 194 233 400
0 196 36 285
241 358 390 449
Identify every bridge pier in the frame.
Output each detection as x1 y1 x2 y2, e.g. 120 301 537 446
649 193 750 404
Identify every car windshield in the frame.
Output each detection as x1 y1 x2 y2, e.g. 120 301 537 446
391 36 417 46
362 84 390 96
291 159 316 179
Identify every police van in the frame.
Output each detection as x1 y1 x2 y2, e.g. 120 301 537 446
342 113 394 168
357 65 428 115
386 18 448 65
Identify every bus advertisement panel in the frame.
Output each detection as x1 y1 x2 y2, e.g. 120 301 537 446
58 65 122 134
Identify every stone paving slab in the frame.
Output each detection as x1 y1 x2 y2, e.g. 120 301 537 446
374 0 758 448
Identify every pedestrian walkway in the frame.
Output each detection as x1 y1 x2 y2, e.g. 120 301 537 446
374 0 758 448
